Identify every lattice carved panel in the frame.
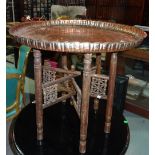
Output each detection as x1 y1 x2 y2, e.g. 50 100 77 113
43 85 58 105
43 69 56 84
42 69 57 105
90 76 108 99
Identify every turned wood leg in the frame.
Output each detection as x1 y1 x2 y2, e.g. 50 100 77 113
79 54 92 153
61 53 68 69
33 49 43 145
94 54 102 112
104 53 117 133
61 53 68 103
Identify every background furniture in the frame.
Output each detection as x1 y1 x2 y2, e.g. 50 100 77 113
117 47 149 118
6 22 21 68
6 45 31 121
6 0 52 21
86 0 148 25
104 28 149 118
7 0 148 26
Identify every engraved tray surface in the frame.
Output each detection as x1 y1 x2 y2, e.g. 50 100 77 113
9 20 147 53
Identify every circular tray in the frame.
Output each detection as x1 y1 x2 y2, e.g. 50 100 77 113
9 20 146 53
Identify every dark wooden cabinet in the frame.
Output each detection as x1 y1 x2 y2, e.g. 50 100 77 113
86 0 97 19
86 0 148 25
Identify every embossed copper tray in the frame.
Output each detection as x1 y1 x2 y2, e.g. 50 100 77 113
9 20 147 53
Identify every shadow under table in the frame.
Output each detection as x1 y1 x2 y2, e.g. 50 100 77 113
9 100 129 155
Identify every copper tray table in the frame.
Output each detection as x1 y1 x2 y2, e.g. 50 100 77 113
9 20 146 154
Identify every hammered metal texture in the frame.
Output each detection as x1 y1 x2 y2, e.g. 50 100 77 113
9 20 147 53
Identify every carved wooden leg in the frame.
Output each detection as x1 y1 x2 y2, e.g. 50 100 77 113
94 54 102 112
79 54 92 153
104 53 117 133
61 53 68 103
61 53 68 69
33 49 43 145
96 53 102 74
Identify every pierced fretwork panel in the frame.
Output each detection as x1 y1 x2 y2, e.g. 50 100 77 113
43 69 56 84
43 84 58 105
90 76 108 99
42 69 57 105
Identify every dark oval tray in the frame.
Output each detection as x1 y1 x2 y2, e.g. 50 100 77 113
9 20 147 53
